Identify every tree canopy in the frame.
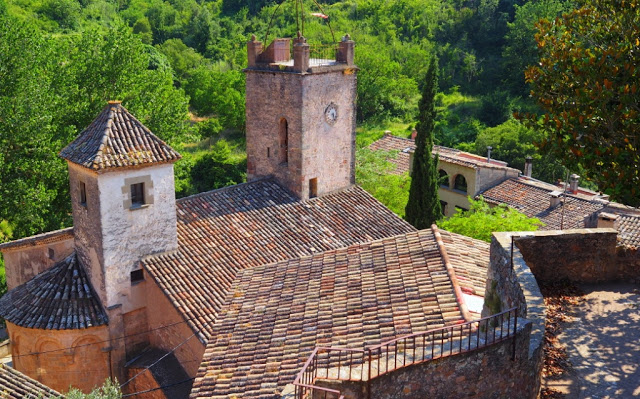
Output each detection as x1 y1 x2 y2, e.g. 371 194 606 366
525 0 640 206
439 197 543 242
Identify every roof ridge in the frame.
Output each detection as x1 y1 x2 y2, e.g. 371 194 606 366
431 224 473 322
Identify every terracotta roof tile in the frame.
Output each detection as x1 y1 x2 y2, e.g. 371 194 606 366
0 364 60 398
59 102 181 171
368 134 514 174
143 180 415 341
189 228 489 398
479 178 605 230
617 214 640 248
0 253 108 330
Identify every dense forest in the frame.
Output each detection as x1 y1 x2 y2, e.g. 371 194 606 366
0 0 579 247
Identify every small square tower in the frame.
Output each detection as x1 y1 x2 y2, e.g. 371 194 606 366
245 33 357 200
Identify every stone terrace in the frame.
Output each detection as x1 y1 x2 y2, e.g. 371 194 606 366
190 227 489 399
143 180 415 341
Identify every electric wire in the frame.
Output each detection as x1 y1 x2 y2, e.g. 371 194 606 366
7 315 208 360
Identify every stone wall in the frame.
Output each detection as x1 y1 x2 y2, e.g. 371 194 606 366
511 228 639 283
145 277 205 378
1 232 74 291
314 323 539 399
475 166 520 195
8 322 111 393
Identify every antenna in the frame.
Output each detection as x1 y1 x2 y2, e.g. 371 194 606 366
264 0 337 45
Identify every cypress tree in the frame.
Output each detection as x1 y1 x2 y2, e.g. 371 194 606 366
405 59 442 229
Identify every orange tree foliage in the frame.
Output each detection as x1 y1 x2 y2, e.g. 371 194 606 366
524 0 640 206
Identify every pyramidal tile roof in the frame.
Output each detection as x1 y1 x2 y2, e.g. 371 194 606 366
0 364 61 398
0 252 108 330
59 101 181 171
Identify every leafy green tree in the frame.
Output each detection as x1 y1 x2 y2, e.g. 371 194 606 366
475 119 566 182
190 140 246 192
525 0 640 206
184 66 245 130
356 148 410 218
502 0 570 96
66 379 121 398
39 0 81 30
356 44 419 122
156 38 204 81
439 197 543 242
405 59 441 229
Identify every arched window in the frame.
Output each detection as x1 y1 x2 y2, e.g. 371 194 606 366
454 174 468 193
439 170 449 187
279 118 288 164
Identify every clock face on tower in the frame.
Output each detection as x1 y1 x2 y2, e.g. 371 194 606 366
325 103 338 125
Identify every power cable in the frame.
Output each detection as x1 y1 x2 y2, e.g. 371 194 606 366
121 377 195 397
7 315 208 360
119 322 208 389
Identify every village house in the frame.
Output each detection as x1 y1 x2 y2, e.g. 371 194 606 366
369 134 520 216
369 133 640 247
0 35 551 399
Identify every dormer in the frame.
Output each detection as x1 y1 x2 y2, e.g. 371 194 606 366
59 101 181 311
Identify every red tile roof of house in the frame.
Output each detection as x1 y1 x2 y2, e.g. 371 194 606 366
0 227 73 252
0 253 107 330
479 178 605 230
59 102 181 171
189 227 489 398
0 364 61 398
615 213 640 248
142 180 416 342
368 134 515 174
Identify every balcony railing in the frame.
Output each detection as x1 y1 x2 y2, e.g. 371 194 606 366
293 307 518 399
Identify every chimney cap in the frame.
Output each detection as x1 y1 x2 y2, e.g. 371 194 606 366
550 190 563 198
598 212 619 221
525 156 533 161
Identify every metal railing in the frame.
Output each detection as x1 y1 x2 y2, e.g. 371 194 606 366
309 44 338 66
293 308 518 399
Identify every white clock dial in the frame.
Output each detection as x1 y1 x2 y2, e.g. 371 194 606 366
325 103 338 125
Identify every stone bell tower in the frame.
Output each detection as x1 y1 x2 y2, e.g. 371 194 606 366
245 33 357 200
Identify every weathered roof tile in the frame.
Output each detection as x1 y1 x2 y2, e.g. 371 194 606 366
59 102 181 171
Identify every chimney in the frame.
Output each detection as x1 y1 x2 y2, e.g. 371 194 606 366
549 191 562 207
247 35 263 67
487 146 493 162
597 212 619 229
569 174 580 193
411 129 417 140
524 156 533 177
336 34 355 65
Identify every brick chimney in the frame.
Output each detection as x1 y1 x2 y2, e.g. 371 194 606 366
524 156 533 177
411 129 417 140
569 174 580 193
597 212 619 229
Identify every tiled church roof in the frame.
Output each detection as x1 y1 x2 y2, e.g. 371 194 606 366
0 364 61 398
190 227 489 398
59 102 181 171
0 253 108 330
142 180 415 341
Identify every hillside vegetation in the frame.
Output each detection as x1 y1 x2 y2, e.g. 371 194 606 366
0 0 575 243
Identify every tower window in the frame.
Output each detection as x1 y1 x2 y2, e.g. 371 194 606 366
79 182 87 206
309 178 318 198
131 183 145 207
279 118 288 164
130 269 144 285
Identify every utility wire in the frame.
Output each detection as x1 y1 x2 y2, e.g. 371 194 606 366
119 322 207 389
7 315 208 360
121 377 195 398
